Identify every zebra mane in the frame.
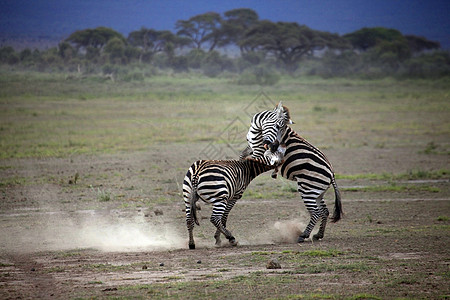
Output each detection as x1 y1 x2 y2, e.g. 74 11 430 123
272 103 292 123
243 156 277 168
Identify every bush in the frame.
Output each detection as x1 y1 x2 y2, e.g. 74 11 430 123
236 66 280 85
201 51 235 77
311 50 361 78
399 51 450 78
185 49 206 69
122 71 145 82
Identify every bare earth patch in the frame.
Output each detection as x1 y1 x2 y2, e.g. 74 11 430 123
1 145 449 299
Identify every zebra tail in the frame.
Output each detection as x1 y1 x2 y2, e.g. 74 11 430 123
190 185 200 226
331 177 343 223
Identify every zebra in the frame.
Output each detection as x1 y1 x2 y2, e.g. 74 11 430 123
241 108 342 243
240 101 293 165
183 157 280 249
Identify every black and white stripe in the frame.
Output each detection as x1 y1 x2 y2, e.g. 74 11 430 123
276 126 342 242
183 158 275 249
241 101 292 165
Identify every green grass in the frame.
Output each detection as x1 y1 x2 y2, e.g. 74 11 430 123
1 72 449 159
0 176 28 187
347 294 382 300
337 169 449 181
300 249 344 257
90 186 113 202
342 184 440 193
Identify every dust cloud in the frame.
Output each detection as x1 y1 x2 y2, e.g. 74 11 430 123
238 219 305 246
0 210 185 253
78 219 185 252
1 208 307 253
272 219 304 243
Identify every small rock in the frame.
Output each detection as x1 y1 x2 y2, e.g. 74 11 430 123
159 262 164 267
197 260 202 264
142 265 148 270
154 209 164 216
266 258 281 269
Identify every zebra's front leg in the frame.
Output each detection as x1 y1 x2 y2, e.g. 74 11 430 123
214 229 222 247
210 202 237 246
214 198 239 246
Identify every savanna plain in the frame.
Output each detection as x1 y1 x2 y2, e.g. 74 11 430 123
0 72 449 299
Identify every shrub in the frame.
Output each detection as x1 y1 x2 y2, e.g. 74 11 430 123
236 66 280 85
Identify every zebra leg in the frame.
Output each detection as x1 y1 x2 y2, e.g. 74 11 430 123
213 229 221 246
214 198 239 246
297 188 324 243
271 167 279 179
210 201 237 246
185 202 196 249
313 196 329 241
239 145 253 160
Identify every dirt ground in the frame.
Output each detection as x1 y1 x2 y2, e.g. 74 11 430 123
0 143 449 299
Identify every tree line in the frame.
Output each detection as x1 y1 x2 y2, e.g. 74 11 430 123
1 8 448 82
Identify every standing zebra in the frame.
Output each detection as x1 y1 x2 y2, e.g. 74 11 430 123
242 106 342 243
183 157 279 249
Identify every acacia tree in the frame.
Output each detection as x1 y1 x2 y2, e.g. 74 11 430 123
344 27 441 70
343 27 406 51
240 21 349 71
176 12 222 52
66 27 126 52
220 8 259 52
405 35 440 53
128 28 182 62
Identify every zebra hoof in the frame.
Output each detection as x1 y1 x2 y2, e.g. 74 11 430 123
229 238 238 246
312 234 323 241
189 244 195 250
215 239 222 247
297 234 310 243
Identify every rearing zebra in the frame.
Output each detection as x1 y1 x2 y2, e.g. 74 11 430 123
241 106 342 243
241 101 293 165
183 157 278 249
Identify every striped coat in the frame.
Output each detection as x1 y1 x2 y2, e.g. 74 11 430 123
183 158 276 249
275 126 342 242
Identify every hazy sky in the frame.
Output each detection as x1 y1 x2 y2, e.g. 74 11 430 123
1 0 449 48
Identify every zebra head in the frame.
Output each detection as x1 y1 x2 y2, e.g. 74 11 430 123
274 101 294 127
262 102 293 152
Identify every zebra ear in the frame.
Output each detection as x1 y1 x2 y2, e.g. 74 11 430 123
276 101 283 117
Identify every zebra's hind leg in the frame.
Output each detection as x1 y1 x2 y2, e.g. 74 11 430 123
312 192 329 241
313 206 329 241
185 206 196 249
210 201 237 246
297 207 322 243
297 188 324 243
